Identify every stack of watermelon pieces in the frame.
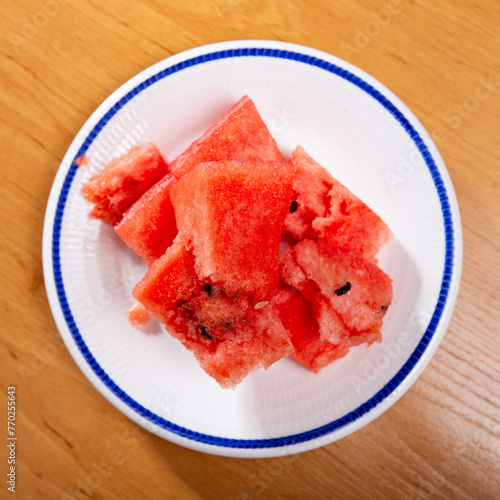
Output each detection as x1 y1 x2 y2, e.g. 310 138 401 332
83 96 393 388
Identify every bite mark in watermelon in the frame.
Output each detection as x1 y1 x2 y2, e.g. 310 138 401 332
82 143 169 225
172 160 294 300
133 235 293 389
280 239 392 346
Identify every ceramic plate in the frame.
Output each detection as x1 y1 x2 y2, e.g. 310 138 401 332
43 40 462 457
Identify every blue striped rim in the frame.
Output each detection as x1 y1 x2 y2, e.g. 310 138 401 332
52 47 454 449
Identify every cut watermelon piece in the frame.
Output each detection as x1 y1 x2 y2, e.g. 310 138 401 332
271 282 350 373
284 146 391 261
82 143 169 225
133 235 293 389
115 173 178 265
280 239 392 346
168 95 284 179
172 160 294 300
283 146 332 240
114 96 283 264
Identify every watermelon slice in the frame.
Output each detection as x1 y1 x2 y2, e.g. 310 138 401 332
115 173 178 265
168 95 283 179
133 235 293 389
271 282 350 373
280 239 392 346
172 160 294 300
82 143 169 225
114 96 284 264
284 146 391 261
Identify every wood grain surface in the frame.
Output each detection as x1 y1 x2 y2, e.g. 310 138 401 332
1 0 499 498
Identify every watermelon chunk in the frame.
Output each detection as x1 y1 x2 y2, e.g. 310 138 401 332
271 283 350 373
114 96 283 264
280 239 392 346
172 160 294 300
133 235 293 389
82 143 169 225
283 146 332 240
168 95 284 179
115 173 178 265
284 146 391 261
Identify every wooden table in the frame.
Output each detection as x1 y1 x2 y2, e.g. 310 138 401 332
2 1 499 498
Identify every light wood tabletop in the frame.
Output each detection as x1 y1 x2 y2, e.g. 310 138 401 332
1 0 499 498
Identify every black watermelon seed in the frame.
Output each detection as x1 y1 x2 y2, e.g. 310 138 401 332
199 326 214 340
380 305 389 315
334 282 352 296
204 284 213 296
289 200 299 213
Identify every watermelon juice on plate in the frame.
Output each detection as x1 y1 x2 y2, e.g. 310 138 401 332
43 40 462 457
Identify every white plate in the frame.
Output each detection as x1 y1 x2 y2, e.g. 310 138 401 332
43 40 462 457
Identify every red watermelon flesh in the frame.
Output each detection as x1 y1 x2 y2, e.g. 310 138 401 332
283 145 332 240
82 143 169 225
280 239 392 346
132 235 293 389
172 160 294 300
168 95 284 179
113 96 284 264
271 282 350 373
115 173 178 265
285 146 391 261
313 183 391 262
127 302 150 326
